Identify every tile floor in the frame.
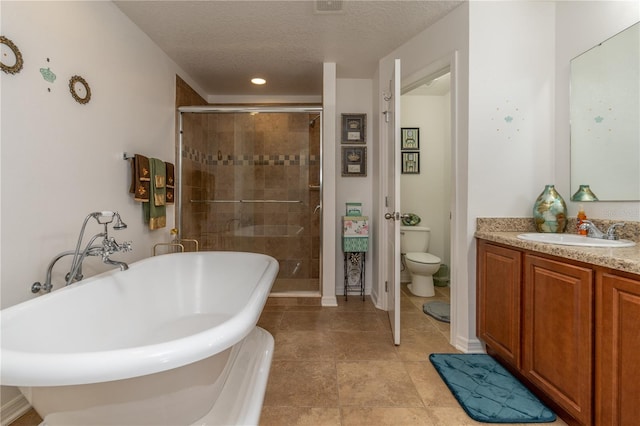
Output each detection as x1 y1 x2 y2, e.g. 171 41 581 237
10 284 567 426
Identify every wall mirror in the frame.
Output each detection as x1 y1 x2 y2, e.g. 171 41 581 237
570 22 639 201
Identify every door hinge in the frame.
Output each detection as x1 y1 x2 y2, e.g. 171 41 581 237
385 281 388 292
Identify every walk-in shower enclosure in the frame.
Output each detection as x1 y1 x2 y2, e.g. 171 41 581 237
178 106 322 294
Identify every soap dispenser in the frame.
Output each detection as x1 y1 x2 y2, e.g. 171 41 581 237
577 205 587 235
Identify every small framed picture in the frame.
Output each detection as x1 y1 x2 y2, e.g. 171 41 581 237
401 151 420 174
401 128 419 150
341 113 366 144
342 146 367 177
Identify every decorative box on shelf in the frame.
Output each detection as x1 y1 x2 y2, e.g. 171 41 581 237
346 202 363 216
342 216 368 252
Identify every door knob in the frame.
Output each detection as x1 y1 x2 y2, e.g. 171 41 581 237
385 212 398 220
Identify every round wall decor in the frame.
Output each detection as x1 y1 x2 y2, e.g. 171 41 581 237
0 36 24 74
69 75 91 104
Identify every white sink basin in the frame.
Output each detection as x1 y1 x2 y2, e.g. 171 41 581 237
517 233 636 248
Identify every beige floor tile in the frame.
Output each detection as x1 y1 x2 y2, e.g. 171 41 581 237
395 329 458 361
424 406 487 425
257 311 283 333
6 409 41 426
272 330 335 361
340 407 435 426
331 331 398 361
263 360 338 407
278 311 335 331
327 311 388 332
403 361 460 408
336 360 423 407
400 311 445 333
260 407 341 426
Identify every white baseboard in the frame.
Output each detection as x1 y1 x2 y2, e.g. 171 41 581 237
321 295 337 307
1 394 31 426
453 336 485 354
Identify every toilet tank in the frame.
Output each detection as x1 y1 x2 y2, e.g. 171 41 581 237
400 226 430 253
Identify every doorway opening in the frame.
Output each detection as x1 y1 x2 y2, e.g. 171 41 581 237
400 66 454 334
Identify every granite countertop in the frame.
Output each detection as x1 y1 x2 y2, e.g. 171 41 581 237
475 218 640 276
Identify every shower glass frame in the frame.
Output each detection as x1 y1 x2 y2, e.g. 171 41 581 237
177 106 323 296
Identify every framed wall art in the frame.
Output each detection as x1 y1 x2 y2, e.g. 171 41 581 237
401 127 419 150
401 151 420 174
342 146 367 177
341 113 366 144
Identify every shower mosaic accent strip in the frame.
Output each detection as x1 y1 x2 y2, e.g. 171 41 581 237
183 146 318 166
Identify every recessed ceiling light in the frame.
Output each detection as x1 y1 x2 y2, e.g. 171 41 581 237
251 78 266 85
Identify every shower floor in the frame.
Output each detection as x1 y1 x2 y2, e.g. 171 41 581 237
270 278 319 293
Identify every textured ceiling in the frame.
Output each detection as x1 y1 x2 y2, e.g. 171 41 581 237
114 0 464 98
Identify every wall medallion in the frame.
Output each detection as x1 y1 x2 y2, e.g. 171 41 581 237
0 36 24 74
69 75 91 104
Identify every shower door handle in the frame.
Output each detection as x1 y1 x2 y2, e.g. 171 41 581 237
314 205 321 214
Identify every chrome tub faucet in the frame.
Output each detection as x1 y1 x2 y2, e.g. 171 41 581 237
32 211 132 293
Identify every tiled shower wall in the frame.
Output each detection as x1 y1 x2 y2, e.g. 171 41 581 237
179 110 321 293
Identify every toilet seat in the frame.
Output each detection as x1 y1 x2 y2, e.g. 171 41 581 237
406 252 440 265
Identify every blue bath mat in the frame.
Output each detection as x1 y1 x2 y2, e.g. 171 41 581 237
423 301 450 323
429 353 556 423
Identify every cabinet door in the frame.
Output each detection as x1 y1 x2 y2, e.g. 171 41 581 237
597 272 640 425
477 240 522 367
523 255 593 425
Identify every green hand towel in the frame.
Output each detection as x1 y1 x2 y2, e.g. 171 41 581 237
143 158 166 230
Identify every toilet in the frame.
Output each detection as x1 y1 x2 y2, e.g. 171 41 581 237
400 226 441 297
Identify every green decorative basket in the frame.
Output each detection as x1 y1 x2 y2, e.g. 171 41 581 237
401 213 421 226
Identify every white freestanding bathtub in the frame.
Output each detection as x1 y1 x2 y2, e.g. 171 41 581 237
0 251 279 426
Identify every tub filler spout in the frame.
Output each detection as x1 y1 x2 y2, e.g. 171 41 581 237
31 211 132 294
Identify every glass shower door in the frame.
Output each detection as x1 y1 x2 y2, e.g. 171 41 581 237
178 108 321 295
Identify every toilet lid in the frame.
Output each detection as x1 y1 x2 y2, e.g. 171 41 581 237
406 252 441 264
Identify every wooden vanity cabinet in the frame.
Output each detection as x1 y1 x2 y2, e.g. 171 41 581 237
476 239 522 367
477 240 595 425
523 254 593 425
478 239 640 425
596 272 640 426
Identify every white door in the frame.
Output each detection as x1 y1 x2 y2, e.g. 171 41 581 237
385 59 402 345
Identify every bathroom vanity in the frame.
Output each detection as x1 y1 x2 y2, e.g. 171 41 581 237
475 218 640 426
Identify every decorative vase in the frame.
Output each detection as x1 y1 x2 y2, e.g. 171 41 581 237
533 185 567 233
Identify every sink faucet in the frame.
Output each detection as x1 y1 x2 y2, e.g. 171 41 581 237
604 222 625 240
32 211 132 293
578 220 625 240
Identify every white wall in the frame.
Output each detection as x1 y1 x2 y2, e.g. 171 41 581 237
467 2 557 218
555 1 640 220
401 93 451 268
0 1 202 412
335 79 374 296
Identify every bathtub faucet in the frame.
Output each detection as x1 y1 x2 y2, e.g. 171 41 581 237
64 211 132 284
101 237 132 270
32 211 132 293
